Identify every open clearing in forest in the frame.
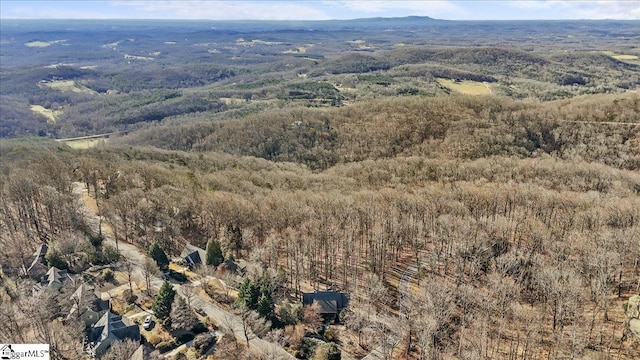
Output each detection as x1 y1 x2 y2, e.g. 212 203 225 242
612 54 639 60
64 138 105 149
602 51 640 64
124 54 154 61
25 40 66 47
436 78 492 95
283 47 307 54
602 51 639 61
236 38 283 46
29 105 62 123
41 80 98 94
219 97 246 105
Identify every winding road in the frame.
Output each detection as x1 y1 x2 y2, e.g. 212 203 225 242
73 182 294 359
360 263 417 360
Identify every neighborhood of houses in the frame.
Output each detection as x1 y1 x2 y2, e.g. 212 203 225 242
17 238 349 359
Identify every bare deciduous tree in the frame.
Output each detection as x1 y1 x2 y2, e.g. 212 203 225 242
142 257 160 296
101 338 140 360
122 259 135 298
238 305 271 347
302 302 323 334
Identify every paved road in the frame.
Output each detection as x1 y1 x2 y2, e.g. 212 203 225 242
74 182 295 359
177 285 295 359
74 183 150 281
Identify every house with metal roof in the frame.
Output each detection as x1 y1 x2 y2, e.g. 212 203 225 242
180 243 207 267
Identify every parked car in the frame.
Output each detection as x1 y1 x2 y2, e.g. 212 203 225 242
143 315 152 330
195 308 206 316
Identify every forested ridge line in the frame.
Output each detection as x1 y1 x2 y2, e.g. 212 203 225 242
114 93 640 171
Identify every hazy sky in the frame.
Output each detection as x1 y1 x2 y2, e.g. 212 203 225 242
1 1 639 21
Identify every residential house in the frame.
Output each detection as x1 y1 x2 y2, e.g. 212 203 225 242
180 244 207 267
302 291 349 323
86 311 141 357
34 266 73 292
216 258 246 276
66 283 110 328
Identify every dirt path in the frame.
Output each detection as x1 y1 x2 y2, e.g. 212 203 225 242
361 264 415 360
74 182 295 359
483 81 493 95
56 131 124 143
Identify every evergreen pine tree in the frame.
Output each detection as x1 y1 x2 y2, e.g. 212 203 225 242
237 277 252 307
225 224 243 258
205 239 224 267
152 281 176 320
237 277 260 310
257 285 274 318
149 242 169 269
45 249 68 269
170 296 198 331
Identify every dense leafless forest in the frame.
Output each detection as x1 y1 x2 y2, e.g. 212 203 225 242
1 17 639 360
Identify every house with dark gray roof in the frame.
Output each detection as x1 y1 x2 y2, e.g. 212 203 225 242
302 291 349 322
86 311 140 356
180 244 207 267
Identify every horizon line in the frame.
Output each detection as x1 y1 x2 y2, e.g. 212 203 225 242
2 16 637 22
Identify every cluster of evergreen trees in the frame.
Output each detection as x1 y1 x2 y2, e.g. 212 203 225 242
237 277 275 320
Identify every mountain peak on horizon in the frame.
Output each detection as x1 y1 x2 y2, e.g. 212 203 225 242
350 15 436 21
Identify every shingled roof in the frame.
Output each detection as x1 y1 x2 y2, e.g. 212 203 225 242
67 283 109 323
180 244 206 266
128 345 151 360
302 291 349 316
88 311 140 356
41 266 73 289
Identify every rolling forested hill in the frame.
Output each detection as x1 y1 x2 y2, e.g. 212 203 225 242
1 17 639 360
1 18 639 137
